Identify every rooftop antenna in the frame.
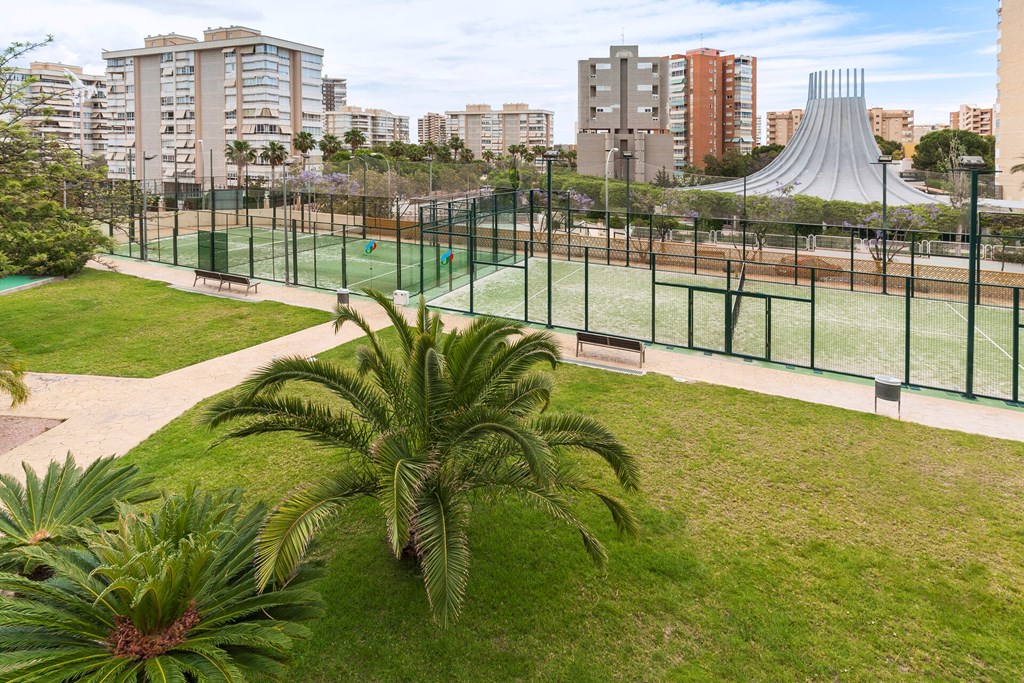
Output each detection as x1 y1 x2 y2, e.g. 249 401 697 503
700 33 704 48
621 27 625 43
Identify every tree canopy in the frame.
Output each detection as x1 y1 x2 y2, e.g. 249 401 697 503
912 129 994 171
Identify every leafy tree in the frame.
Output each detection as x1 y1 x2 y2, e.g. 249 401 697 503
224 140 256 188
702 149 747 178
912 129 993 171
0 455 155 578
0 341 28 408
874 135 902 159
0 488 323 682
204 292 640 627
653 166 675 188
343 128 367 154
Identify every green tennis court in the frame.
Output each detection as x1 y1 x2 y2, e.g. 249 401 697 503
429 257 1022 399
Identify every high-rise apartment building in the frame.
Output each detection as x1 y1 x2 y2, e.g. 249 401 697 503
8 62 108 159
445 103 553 159
417 112 447 144
997 0 1022 200
577 45 673 182
868 108 914 144
326 106 410 147
321 77 347 112
766 109 804 146
951 104 994 136
102 26 324 187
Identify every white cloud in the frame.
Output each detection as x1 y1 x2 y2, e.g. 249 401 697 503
1 0 997 139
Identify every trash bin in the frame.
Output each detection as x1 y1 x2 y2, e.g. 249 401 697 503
393 289 410 306
336 288 350 306
874 375 902 418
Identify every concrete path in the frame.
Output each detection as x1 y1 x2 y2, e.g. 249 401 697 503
2 255 1022 479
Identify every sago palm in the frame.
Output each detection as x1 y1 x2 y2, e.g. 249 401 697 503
0 454 155 578
0 340 29 407
0 488 323 682
204 291 640 626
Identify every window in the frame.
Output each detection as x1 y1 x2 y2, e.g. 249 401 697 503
596 63 611 70
637 62 652 69
160 53 173 63
176 66 194 75
253 44 279 55
637 84 652 91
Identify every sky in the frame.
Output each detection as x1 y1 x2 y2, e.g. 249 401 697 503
2 0 999 144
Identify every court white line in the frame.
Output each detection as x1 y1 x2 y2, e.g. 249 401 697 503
497 260 585 318
943 301 1023 368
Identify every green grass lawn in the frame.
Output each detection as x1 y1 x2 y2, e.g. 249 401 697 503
0 269 330 377
121 329 1024 681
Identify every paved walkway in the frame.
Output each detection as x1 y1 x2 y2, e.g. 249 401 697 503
2 255 1022 479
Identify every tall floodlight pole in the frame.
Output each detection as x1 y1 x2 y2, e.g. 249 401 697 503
543 150 560 328
282 158 299 285
140 152 157 261
621 150 634 267
424 155 434 195
872 154 894 294
957 155 993 398
604 147 619 247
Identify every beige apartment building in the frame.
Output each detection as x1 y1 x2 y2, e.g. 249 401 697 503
577 45 673 183
766 109 804 146
951 104 994 136
325 106 410 147
8 62 107 159
417 112 447 144
913 123 949 143
997 0 1023 200
868 108 914 144
102 26 324 188
445 103 553 160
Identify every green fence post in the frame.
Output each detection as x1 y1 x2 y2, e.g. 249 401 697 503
469 208 476 313
1013 288 1020 404
523 240 530 322
966 169 980 398
810 272 816 369
902 275 911 385
249 237 255 278
396 220 403 291
529 190 535 257
650 252 657 343
850 227 855 291
419 207 425 295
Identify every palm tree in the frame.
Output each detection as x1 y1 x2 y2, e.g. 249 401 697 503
481 150 496 169
0 489 323 681
564 148 578 170
204 292 640 627
532 145 548 159
0 340 28 407
319 133 343 160
224 140 257 189
0 454 155 579
261 141 289 193
447 135 465 158
343 129 367 154
457 147 475 164
293 131 317 171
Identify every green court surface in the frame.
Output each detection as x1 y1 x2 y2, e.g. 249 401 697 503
0 275 44 292
429 257 1022 400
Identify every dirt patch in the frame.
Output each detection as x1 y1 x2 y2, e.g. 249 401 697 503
0 415 64 455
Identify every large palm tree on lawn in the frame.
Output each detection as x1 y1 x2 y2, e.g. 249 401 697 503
224 140 257 189
343 129 366 154
0 454 156 579
0 340 29 407
0 489 322 682
204 291 640 627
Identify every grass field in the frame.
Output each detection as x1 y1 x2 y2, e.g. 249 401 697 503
430 257 1022 400
121 328 1024 681
0 269 330 377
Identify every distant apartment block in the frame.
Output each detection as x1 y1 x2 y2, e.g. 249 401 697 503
445 103 553 159
869 108 914 144
951 104 994 136
417 112 447 144
997 0 1022 200
577 45 673 183
766 109 804 146
913 123 949 143
326 106 410 147
8 62 108 159
102 26 324 187
321 77 347 112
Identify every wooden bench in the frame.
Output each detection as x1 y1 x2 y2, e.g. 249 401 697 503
575 331 645 367
193 269 259 295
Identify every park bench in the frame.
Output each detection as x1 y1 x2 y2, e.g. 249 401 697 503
193 269 259 295
575 331 645 367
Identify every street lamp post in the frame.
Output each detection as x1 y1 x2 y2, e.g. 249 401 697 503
140 151 157 260
127 150 136 245
424 155 434 196
604 147 619 262
543 150 560 327
300 151 311 233
621 150 634 267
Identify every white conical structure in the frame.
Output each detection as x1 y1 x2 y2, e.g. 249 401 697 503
695 69 936 205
